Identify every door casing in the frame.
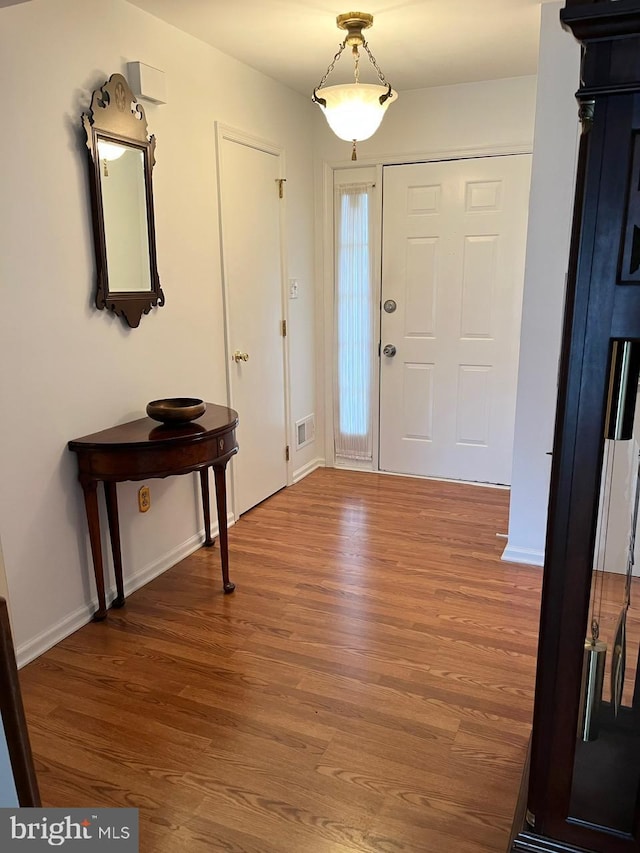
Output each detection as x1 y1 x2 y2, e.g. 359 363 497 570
215 123 292 519
379 154 532 484
321 142 533 478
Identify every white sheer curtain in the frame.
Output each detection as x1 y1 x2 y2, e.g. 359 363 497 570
334 182 374 461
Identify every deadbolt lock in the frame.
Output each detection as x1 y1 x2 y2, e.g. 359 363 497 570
233 351 249 363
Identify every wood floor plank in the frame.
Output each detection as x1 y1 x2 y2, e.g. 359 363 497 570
18 468 543 852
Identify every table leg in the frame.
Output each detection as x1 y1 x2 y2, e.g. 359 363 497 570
200 468 215 548
104 481 125 609
80 480 108 621
214 463 235 593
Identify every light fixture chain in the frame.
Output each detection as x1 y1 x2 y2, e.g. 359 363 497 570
315 41 347 91
362 40 388 85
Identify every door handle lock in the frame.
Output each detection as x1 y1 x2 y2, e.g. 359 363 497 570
233 351 249 363
383 344 397 358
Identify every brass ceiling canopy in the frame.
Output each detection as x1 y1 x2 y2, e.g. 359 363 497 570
336 12 374 47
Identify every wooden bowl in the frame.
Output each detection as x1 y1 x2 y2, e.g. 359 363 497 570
146 398 206 424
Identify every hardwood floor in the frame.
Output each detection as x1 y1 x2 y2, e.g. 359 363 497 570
18 469 543 853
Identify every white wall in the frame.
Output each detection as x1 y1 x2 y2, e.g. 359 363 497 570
314 75 537 165
504 2 580 566
0 0 317 663
314 75 538 471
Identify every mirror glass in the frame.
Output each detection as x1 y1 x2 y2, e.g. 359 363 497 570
97 138 151 293
83 73 164 328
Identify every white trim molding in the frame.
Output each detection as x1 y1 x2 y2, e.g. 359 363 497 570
214 122 293 512
326 141 533 172
320 142 534 480
292 458 325 484
501 543 545 567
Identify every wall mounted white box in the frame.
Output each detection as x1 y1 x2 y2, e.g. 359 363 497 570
127 62 167 105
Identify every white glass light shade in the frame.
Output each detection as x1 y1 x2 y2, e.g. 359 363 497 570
316 83 398 141
97 140 128 161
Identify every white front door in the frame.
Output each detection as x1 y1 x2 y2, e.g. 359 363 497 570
379 155 531 484
217 131 288 515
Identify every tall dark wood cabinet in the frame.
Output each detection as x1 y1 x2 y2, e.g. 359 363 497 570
511 2 640 852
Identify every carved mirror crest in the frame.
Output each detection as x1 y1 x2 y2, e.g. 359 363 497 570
83 73 164 328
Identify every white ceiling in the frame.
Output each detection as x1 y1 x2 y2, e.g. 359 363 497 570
126 0 560 96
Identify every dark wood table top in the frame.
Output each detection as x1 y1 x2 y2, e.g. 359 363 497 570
68 403 239 452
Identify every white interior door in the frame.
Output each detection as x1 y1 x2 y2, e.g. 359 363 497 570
218 131 288 516
379 155 531 484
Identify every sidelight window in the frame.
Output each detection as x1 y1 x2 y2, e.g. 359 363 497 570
334 182 375 461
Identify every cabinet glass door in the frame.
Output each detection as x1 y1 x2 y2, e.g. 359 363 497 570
569 343 640 835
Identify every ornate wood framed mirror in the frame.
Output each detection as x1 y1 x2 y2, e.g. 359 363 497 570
83 73 164 328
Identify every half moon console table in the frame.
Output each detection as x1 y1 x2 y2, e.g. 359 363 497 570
68 403 239 621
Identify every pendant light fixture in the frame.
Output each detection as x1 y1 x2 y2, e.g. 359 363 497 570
312 12 397 160
97 139 127 177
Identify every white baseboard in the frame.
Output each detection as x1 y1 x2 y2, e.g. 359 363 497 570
16 513 235 669
292 457 325 484
501 543 545 567
334 459 374 472
16 599 100 671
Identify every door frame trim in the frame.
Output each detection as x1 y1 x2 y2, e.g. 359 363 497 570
320 141 533 472
215 123 292 518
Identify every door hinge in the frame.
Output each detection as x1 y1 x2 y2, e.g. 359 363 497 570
281 319 287 337
286 445 290 462
276 178 287 199
378 340 381 357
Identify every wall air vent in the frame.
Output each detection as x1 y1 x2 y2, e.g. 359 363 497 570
295 414 315 449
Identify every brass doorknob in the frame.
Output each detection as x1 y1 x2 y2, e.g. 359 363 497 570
233 351 249 363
